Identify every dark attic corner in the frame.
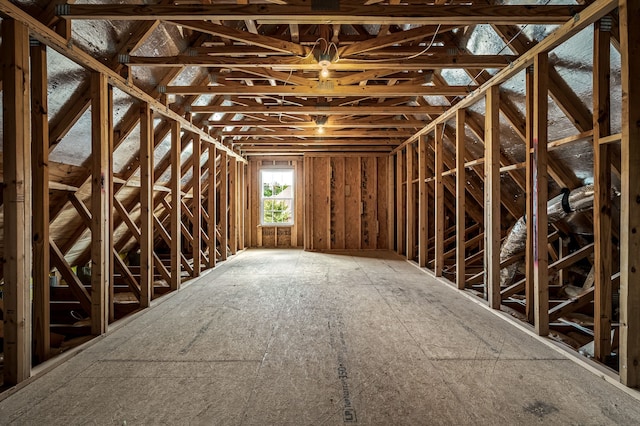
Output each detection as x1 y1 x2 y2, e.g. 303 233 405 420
0 0 640 423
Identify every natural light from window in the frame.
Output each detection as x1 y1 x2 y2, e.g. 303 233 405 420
261 169 294 225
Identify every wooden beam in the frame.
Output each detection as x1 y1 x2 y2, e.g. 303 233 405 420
484 86 501 309
163 84 477 97
525 66 535 325
533 53 549 336
225 129 411 138
456 109 466 290
396 152 405 255
619 0 640 388
549 287 595 322
90 72 110 336
406 143 416 261
140 102 154 307
58 4 585 25
31 41 51 365
340 25 455 57
191 105 446 115
132 53 513 70
208 119 427 129
171 20 309 56
229 157 238 256
434 124 445 277
418 135 428 268
208 146 217 267
192 136 202 276
220 151 229 261
170 120 182 291
234 138 401 146
593 19 613 363
2 18 32 385
49 239 92 315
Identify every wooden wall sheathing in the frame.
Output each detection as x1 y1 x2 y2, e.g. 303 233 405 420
305 154 389 251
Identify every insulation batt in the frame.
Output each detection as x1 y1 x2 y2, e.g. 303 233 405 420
499 185 596 287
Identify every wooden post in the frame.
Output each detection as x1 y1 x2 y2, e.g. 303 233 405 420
593 19 612 362
90 72 110 336
525 66 535 324
107 85 115 323
434 124 445 277
396 152 405 255
2 18 32 385
220 151 229 261
533 52 549 336
418 135 428 267
484 85 501 309
456 109 467 290
192 136 202 276
406 144 415 260
140 102 154 307
170 120 182 290
619 0 640 387
31 40 51 365
238 162 246 251
207 146 217 267
388 156 395 251
229 157 237 255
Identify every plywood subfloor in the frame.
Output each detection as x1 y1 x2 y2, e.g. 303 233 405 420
1 249 639 425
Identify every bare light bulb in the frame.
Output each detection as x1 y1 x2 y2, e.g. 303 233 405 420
317 125 325 134
320 67 330 79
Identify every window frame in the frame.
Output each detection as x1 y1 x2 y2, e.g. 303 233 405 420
259 167 295 227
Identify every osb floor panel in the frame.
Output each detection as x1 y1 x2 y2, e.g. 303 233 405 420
1 249 640 425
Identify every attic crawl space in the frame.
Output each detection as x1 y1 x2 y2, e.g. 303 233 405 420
0 0 639 390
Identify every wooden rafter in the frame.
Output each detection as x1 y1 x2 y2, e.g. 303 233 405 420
57 4 585 25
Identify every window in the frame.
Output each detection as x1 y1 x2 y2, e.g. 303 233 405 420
261 169 294 225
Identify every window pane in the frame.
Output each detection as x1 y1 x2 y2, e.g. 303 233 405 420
261 169 294 225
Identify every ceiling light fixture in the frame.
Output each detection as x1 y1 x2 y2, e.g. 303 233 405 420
318 52 332 79
316 115 328 133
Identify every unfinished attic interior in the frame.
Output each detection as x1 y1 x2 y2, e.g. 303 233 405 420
1 0 640 409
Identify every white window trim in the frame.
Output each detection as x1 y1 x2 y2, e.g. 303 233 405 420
260 168 295 226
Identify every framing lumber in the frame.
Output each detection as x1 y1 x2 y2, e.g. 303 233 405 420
31 41 51 365
434 124 445 277
418 135 428 268
396 152 405 255
525 67 535 324
163 84 477 97
229 157 238 256
484 86 501 309
593 19 613 362
171 20 309 57
49 239 92 315
220 151 229 261
90 72 111 336
192 136 203 276
2 18 32 385
57 4 585 25
456 109 466 290
406 143 416 261
619 0 640 388
532 52 549 336
191 105 446 115
208 146 218 268
140 102 154 307
170 120 182 291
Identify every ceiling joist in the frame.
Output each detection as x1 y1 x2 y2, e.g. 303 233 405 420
56 4 585 25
